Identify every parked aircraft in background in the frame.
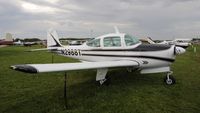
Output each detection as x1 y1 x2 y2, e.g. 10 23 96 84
157 40 174 45
140 37 155 44
13 40 23 45
0 33 13 45
11 28 186 85
158 39 191 48
23 42 37 46
174 39 192 48
13 40 37 46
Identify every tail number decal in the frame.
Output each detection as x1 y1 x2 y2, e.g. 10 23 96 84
61 49 81 56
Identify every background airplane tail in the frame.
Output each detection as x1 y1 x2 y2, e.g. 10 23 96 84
47 29 63 48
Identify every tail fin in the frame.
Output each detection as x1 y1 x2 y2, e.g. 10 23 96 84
47 29 63 48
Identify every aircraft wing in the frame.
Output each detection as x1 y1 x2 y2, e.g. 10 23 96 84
10 61 139 73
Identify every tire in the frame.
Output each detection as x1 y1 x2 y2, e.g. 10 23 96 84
104 76 111 86
164 75 176 85
97 76 111 86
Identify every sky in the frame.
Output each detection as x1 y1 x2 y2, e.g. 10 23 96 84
0 0 200 39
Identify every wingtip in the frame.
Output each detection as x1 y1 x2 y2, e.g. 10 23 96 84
10 65 38 73
10 65 17 70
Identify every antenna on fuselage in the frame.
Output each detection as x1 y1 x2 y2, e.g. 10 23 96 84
114 26 120 34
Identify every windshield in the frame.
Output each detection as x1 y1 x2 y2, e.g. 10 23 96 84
86 38 100 47
124 34 139 46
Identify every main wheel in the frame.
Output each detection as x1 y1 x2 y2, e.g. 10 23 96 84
164 75 176 85
98 76 111 86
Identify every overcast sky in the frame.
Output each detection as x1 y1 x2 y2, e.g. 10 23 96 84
0 0 200 39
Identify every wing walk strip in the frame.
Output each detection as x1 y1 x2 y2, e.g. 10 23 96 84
10 61 139 73
81 54 175 62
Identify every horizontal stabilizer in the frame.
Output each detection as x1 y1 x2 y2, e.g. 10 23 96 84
10 61 139 73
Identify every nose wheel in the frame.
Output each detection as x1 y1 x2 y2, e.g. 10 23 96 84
164 71 176 85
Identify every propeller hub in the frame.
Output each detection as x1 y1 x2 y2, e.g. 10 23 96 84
175 46 186 55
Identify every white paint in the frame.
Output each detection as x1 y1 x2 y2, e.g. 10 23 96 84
140 67 170 74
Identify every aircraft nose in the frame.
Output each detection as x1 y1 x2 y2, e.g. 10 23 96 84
175 46 186 55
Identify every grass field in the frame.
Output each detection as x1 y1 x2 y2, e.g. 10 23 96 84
0 45 200 113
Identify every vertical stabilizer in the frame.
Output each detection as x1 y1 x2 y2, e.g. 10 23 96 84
47 29 63 48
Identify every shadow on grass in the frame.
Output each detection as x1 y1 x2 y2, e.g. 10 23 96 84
2 69 165 113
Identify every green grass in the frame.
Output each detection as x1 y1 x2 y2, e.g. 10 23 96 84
0 45 200 113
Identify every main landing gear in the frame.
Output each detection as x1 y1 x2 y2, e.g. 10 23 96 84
96 69 176 85
98 76 111 86
164 71 176 85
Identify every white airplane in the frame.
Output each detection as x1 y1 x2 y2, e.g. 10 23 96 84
23 41 37 46
174 39 192 48
10 28 186 85
14 40 23 45
140 37 155 44
158 39 191 48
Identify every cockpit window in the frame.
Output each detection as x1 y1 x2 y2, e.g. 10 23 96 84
86 39 100 47
125 34 139 46
104 37 121 47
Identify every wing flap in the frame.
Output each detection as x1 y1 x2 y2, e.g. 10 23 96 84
10 61 139 73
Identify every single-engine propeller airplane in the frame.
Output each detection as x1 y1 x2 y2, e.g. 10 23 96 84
10 28 186 85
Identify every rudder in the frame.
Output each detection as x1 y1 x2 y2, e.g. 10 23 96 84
47 29 63 48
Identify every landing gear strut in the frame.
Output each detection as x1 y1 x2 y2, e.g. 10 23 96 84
126 67 133 72
164 71 176 85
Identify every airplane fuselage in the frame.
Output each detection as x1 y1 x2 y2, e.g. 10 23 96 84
53 43 175 70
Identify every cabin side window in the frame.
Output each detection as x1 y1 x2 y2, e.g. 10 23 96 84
86 39 100 47
103 37 121 47
125 35 139 46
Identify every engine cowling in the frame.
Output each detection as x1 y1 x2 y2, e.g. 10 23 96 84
174 46 186 55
